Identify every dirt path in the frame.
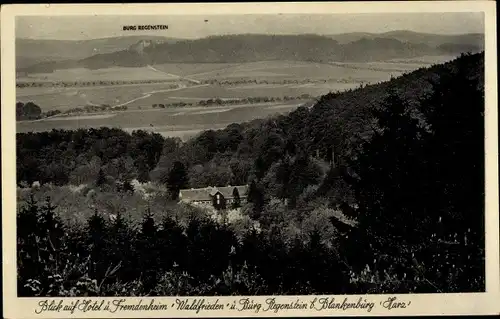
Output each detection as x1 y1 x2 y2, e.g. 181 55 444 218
147 65 201 84
112 83 209 107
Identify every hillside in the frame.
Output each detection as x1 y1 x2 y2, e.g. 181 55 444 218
328 30 485 48
18 32 483 73
302 52 484 158
16 36 182 68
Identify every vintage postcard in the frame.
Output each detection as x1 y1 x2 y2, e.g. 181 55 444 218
2 1 499 318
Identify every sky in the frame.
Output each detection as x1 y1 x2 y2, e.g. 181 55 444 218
16 13 485 40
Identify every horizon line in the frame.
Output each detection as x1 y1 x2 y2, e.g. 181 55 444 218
15 29 485 41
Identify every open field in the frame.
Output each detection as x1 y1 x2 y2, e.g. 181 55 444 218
122 83 353 108
17 66 180 83
329 61 428 72
17 101 305 140
150 63 243 77
181 60 405 82
16 83 187 111
17 57 454 84
17 81 358 112
16 57 457 137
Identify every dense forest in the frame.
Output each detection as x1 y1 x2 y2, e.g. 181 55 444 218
17 53 485 295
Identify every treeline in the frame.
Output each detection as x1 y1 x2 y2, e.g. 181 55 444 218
150 95 314 109
200 78 366 86
16 74 365 89
198 95 313 106
61 104 128 116
16 81 180 89
17 53 485 294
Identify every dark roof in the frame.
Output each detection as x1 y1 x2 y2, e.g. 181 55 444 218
180 185 248 202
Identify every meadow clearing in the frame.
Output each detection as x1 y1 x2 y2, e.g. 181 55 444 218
16 57 455 137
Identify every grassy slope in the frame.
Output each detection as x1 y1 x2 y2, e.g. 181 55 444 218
328 31 484 47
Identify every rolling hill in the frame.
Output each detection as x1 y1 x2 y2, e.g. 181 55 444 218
17 32 483 73
300 52 484 160
328 30 484 48
16 36 182 68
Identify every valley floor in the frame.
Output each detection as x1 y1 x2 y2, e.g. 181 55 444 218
16 100 305 141
15 58 457 139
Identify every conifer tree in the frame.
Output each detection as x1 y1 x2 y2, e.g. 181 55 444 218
138 205 159 292
123 178 134 193
247 180 264 219
95 168 106 187
254 156 267 179
276 155 292 201
141 205 156 237
17 193 42 296
86 208 108 280
107 211 136 282
232 187 241 208
17 193 40 241
166 161 189 200
158 216 187 270
38 196 65 272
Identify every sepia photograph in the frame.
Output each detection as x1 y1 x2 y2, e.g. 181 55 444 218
2 1 499 317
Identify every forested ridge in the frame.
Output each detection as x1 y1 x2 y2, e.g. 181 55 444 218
19 33 483 73
17 52 485 295
17 31 484 70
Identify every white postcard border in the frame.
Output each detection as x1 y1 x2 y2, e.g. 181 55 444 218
2 2 499 318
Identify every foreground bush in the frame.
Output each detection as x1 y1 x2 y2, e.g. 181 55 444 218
18 191 483 296
18 195 354 296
